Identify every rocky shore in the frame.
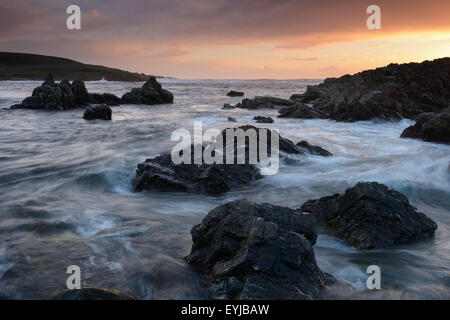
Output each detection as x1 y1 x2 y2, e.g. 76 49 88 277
401 107 450 144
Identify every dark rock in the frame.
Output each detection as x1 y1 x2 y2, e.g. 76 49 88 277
134 125 331 194
400 108 450 144
222 103 235 110
83 104 112 121
296 141 333 157
234 96 294 110
227 90 245 97
70 80 90 105
49 288 136 300
287 58 450 122
186 199 334 299
301 182 438 249
278 103 328 119
89 93 122 106
228 116 237 122
253 116 274 123
121 77 173 105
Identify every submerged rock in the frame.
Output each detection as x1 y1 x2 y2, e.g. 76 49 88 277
83 104 112 121
253 116 274 123
234 96 293 110
296 141 332 157
228 116 237 122
49 288 136 300
287 58 450 122
222 103 235 110
186 199 333 299
121 77 173 105
400 107 450 144
301 182 437 249
227 90 245 97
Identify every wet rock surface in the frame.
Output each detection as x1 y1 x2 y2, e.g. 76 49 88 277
186 199 334 299
301 182 438 249
286 58 450 122
401 107 450 144
296 141 333 157
233 96 293 110
133 125 332 194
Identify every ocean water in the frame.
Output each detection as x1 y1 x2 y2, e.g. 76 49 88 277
0 79 449 299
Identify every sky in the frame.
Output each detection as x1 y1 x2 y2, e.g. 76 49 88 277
0 0 449 79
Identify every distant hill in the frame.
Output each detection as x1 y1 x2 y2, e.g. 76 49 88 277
0 52 164 82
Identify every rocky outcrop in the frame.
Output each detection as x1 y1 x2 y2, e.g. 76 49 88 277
278 103 328 119
227 90 245 97
49 288 136 300
253 116 274 123
10 74 123 110
133 125 332 194
121 77 173 105
233 96 294 110
301 182 437 249
400 107 450 144
286 58 450 122
10 74 91 110
83 104 112 121
186 200 334 299
296 141 332 157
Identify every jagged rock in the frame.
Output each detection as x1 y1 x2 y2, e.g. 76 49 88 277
234 96 294 110
400 107 450 144
89 93 122 106
227 90 245 97
186 199 334 299
49 288 136 300
296 141 332 157
134 125 332 194
83 104 112 120
9 74 119 111
253 116 274 123
288 58 450 122
301 182 437 249
278 103 328 119
121 77 173 105
70 80 90 105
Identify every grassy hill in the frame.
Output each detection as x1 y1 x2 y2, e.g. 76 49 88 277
0 52 160 81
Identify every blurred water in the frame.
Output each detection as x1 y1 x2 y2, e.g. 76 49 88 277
0 79 448 299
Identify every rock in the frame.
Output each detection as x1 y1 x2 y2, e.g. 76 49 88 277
89 93 122 106
134 125 331 194
301 182 438 249
296 141 333 157
228 116 237 122
49 288 136 300
186 199 334 299
287 58 450 122
121 76 173 105
227 90 245 97
70 80 90 105
278 103 328 119
9 73 117 111
83 104 112 120
253 116 274 123
400 108 450 144
234 96 293 110
222 103 235 110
